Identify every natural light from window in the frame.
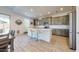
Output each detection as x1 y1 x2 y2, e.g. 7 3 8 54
0 14 10 34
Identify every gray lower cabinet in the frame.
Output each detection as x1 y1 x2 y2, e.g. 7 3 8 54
52 29 69 37
52 15 69 25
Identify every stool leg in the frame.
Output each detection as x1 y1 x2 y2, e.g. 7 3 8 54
10 39 14 52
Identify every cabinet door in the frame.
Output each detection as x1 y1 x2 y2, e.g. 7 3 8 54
55 17 59 25
52 18 55 25
66 15 69 25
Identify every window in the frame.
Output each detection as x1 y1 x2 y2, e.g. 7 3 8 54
0 14 10 34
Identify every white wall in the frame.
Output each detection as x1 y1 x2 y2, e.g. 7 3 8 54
76 6 79 52
0 7 25 35
24 18 31 32
10 14 25 35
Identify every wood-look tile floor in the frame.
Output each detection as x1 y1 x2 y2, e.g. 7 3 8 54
14 34 75 52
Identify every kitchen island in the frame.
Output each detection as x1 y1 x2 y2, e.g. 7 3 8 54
28 27 52 42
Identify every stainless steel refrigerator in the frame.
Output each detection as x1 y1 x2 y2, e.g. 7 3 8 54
69 10 76 50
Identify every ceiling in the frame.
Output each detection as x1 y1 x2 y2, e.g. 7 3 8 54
6 6 73 19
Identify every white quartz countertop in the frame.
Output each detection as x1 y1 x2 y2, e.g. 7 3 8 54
28 27 52 42
29 27 52 30
38 25 69 29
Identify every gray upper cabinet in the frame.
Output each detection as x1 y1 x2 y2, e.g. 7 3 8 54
38 15 69 26
51 15 69 25
38 17 52 25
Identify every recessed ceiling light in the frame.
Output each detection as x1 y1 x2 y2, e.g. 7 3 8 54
60 8 63 11
48 11 50 14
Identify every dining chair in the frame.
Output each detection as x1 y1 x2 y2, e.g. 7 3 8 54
9 30 15 37
9 30 15 52
0 34 9 52
0 33 15 52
